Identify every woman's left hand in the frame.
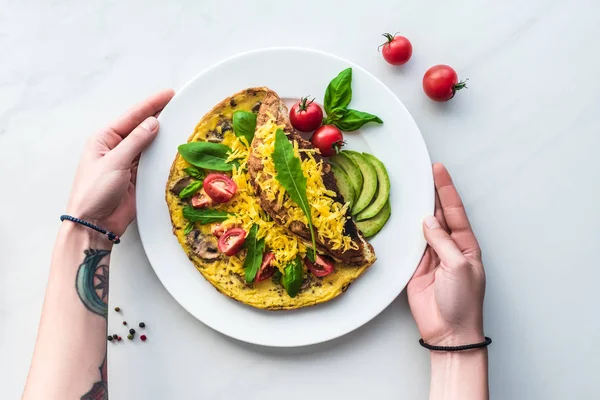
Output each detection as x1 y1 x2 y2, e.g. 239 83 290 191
66 89 175 236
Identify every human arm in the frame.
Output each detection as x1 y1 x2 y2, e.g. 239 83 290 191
407 163 488 400
23 89 175 399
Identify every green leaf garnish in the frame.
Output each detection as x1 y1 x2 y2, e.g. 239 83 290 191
334 109 383 131
183 221 195 235
323 68 352 115
233 110 257 145
182 206 230 224
282 257 304 298
183 166 205 179
178 142 234 171
271 128 317 261
179 180 203 199
242 224 265 283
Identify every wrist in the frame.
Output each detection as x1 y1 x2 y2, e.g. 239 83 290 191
59 219 114 250
429 348 489 400
426 329 485 347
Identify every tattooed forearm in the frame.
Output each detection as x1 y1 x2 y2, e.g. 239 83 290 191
76 249 110 400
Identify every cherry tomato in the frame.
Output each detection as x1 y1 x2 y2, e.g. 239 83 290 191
211 223 225 238
380 33 412 65
422 65 468 102
255 252 276 283
203 173 237 203
217 228 246 256
304 254 335 277
191 189 214 209
289 97 324 132
310 125 344 157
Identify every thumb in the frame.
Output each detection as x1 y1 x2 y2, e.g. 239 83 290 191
423 216 467 267
110 116 159 168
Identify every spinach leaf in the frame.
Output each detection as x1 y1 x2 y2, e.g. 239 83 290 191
323 68 352 115
179 180 203 199
182 206 230 224
271 129 317 261
233 110 257 145
183 221 195 235
334 109 383 131
243 224 265 283
282 257 304 298
183 166 205 179
178 142 233 171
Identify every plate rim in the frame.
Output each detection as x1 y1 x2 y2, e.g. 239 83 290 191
137 46 433 347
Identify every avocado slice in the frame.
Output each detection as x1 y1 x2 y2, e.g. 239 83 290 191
344 151 377 215
355 153 391 221
356 200 391 238
331 164 355 210
330 152 362 201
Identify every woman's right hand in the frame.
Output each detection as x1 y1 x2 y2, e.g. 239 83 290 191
407 163 486 346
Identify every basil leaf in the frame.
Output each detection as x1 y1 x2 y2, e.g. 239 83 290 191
271 129 317 260
323 107 347 126
182 206 230 224
334 109 383 131
179 180 203 199
324 68 352 115
233 110 257 145
243 224 265 283
183 221 195 235
183 166 204 179
178 142 233 171
282 257 304 298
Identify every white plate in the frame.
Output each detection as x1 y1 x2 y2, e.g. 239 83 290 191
137 48 433 347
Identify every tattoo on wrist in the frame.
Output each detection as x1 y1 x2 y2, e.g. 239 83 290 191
76 249 110 400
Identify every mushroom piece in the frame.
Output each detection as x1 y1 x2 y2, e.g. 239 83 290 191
186 230 220 261
170 177 193 196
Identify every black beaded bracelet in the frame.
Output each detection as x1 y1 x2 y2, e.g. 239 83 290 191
419 337 492 352
60 215 121 244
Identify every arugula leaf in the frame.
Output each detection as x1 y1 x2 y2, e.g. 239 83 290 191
178 142 233 171
183 221 195 235
182 206 230 224
282 257 304 298
323 68 352 115
271 129 317 261
334 109 383 131
243 224 265 283
233 110 257 145
179 180 203 199
183 166 205 179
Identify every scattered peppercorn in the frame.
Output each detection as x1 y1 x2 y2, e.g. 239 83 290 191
140 335 147 341
107 336 113 342
122 321 127 325
127 334 134 340
129 328 135 334
117 336 122 341
112 334 118 340
114 307 121 312
138 322 145 328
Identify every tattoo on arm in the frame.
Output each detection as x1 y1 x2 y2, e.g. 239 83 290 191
76 249 111 400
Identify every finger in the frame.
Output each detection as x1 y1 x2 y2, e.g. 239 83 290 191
434 192 449 233
109 116 159 168
433 163 480 254
103 88 175 140
423 216 468 267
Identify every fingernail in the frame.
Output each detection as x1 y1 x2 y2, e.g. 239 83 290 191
141 116 158 132
424 216 440 229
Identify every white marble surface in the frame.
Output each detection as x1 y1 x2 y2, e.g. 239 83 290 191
1 0 600 398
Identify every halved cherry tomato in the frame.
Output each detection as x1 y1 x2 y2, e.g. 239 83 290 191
211 223 225 237
304 254 335 277
191 189 214 209
255 252 276 283
203 173 237 203
217 228 246 256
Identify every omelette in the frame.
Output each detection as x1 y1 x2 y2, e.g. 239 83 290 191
165 88 376 310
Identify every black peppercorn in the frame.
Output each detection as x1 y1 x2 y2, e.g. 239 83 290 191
107 336 113 341
114 307 121 312
138 322 145 328
129 328 135 334
112 334 118 340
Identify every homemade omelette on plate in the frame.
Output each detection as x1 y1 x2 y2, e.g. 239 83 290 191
165 84 391 310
